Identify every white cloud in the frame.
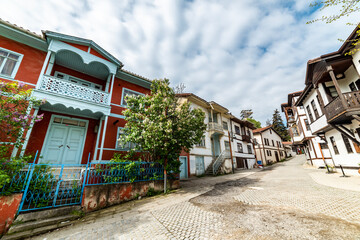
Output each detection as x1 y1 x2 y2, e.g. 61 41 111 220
0 0 357 125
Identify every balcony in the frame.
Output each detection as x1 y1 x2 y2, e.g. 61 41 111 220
241 135 251 142
208 122 224 135
38 75 109 105
324 90 360 123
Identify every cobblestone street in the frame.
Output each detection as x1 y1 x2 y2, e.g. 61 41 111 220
34 155 360 239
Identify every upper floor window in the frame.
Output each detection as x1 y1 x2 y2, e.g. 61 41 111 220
55 72 102 90
237 143 243 153
349 82 358 92
0 48 23 79
235 125 241 135
196 136 206 147
223 121 228 130
209 112 218 123
311 100 320 119
224 141 230 150
264 138 269 146
292 126 299 136
269 129 272 134
247 145 252 154
272 140 275 146
330 136 339 155
304 119 311 131
306 105 314 123
121 88 144 106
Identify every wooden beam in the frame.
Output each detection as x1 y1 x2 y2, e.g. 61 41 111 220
327 65 347 108
329 123 360 145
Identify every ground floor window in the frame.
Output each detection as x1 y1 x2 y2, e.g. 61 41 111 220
341 134 354 154
330 136 339 155
267 150 272 156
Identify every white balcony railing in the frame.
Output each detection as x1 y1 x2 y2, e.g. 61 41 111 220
39 75 109 105
208 122 224 133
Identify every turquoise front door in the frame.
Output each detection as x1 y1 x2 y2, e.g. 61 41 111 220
179 156 188 179
211 135 221 158
195 156 205 175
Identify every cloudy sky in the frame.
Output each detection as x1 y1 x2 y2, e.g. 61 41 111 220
0 0 356 124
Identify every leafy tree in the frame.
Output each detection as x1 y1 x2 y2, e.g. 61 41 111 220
121 79 206 192
271 109 290 141
307 0 360 55
246 118 261 128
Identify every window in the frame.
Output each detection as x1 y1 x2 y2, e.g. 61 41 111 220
269 129 272 134
247 145 252 154
224 141 230 150
320 142 329 149
0 48 23 78
341 134 354 154
272 140 275 146
209 112 218 123
300 105 304 109
235 126 240 135
237 143 243 152
247 129 251 136
264 138 269 146
223 121 228 130
330 136 339 155
54 72 102 90
311 100 320 119
121 88 144 106
267 150 272 156
196 136 206 147
117 128 136 149
355 79 360 90
292 126 299 136
306 106 314 123
349 82 358 92
304 119 311 131
280 151 283 157
328 86 339 98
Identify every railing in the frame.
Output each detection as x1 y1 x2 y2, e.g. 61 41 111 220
39 75 109 105
323 90 360 121
241 135 251 142
1 160 164 212
212 150 230 175
208 122 224 133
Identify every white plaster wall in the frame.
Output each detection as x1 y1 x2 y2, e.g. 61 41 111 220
253 129 285 164
337 65 359 93
303 89 329 134
352 50 360 76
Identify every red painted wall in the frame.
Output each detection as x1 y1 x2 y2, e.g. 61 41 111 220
26 110 99 164
63 41 88 52
0 36 46 85
111 77 151 106
0 193 22 235
90 48 109 61
51 64 106 90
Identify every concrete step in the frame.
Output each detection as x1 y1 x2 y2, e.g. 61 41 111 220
8 214 79 234
2 219 76 240
14 205 81 223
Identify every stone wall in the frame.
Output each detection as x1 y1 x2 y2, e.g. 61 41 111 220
0 193 22 235
82 180 179 212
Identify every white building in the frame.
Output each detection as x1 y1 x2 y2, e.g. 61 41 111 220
296 26 360 175
253 126 286 165
281 91 332 167
177 93 255 177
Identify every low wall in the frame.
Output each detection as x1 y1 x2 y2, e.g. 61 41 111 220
82 179 179 212
0 193 22 235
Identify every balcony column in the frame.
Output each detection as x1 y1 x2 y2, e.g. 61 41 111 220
45 52 56 75
98 115 109 161
19 108 39 157
315 87 326 114
327 65 347 108
35 50 52 89
93 117 103 161
108 74 115 105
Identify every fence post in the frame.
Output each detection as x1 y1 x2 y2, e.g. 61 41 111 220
53 165 64 206
18 154 37 213
22 151 38 192
80 153 91 205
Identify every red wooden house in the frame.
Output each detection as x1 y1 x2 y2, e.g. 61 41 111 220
0 19 151 164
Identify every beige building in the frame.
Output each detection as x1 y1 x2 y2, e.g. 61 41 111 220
253 126 286 165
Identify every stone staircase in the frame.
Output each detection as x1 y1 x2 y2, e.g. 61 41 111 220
2 206 81 240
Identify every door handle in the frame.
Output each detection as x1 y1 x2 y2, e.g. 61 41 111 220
58 145 63 148
66 145 70 149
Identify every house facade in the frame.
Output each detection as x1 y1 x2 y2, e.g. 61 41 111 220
295 26 360 175
253 126 286 165
230 116 256 169
281 91 332 167
0 19 152 165
176 93 255 178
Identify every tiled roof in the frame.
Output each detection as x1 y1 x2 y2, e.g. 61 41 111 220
252 125 272 133
0 18 44 40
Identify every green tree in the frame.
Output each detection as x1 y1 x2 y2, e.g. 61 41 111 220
271 109 290 141
307 0 360 55
121 79 206 192
246 118 261 128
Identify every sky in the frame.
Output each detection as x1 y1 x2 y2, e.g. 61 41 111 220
0 0 357 125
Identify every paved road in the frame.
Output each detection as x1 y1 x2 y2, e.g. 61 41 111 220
34 155 360 239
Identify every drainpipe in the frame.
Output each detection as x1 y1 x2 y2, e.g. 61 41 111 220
228 130 234 174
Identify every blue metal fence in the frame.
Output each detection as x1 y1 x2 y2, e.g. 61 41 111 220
0 159 164 213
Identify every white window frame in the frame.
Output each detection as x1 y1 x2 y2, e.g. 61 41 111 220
116 127 137 150
121 87 144 106
0 47 23 79
196 136 206 147
54 71 102 90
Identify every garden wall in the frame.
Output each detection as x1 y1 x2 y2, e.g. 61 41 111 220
82 179 179 212
0 193 22 235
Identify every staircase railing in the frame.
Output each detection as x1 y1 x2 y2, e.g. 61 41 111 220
212 150 231 175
